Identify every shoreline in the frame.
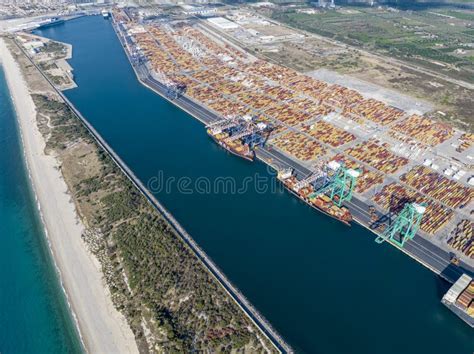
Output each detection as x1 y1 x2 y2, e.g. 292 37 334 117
18 105 86 352
0 37 138 354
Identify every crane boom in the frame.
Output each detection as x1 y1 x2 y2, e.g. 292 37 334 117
226 128 254 142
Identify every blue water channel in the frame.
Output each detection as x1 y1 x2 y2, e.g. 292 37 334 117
35 16 473 353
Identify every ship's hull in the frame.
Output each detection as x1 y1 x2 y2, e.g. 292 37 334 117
441 300 474 328
280 179 351 226
37 19 64 29
208 132 254 162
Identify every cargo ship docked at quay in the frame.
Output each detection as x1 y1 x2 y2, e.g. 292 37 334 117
36 17 65 29
206 115 270 162
206 112 356 226
277 168 353 226
207 127 255 162
442 274 474 328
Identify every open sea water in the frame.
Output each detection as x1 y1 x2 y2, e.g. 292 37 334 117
0 66 82 353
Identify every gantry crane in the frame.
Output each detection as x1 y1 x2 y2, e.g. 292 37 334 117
226 127 255 142
207 118 233 128
375 202 426 247
165 83 186 100
309 161 360 207
293 173 315 191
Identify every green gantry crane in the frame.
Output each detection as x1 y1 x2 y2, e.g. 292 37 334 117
309 161 360 207
375 202 426 247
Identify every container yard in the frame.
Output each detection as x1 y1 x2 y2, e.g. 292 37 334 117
263 103 312 127
457 133 474 153
344 98 404 126
302 121 356 148
400 166 473 210
110 7 474 325
344 140 408 174
271 131 326 162
447 220 474 259
392 114 454 147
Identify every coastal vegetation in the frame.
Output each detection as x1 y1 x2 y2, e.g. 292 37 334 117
36 75 269 354
9 37 272 353
270 7 474 81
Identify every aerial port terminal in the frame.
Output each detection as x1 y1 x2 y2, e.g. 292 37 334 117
109 7 474 311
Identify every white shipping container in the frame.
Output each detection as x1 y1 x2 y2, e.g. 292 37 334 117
443 274 471 304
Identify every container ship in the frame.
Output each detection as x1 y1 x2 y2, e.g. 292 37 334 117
37 17 64 29
277 169 352 226
206 116 269 162
207 127 255 161
442 273 474 327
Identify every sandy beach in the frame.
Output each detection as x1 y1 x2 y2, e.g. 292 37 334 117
0 38 138 353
